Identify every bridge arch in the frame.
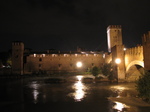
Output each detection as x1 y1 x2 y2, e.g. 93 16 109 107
125 60 144 81
126 60 144 72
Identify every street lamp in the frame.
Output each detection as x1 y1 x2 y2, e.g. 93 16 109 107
115 58 121 64
76 62 82 68
123 48 126 51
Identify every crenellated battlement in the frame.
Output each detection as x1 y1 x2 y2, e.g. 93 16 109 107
107 25 122 30
12 41 24 46
125 45 143 55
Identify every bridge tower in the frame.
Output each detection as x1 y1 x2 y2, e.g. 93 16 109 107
111 45 126 81
107 25 123 52
107 25 125 81
12 41 24 75
142 31 150 70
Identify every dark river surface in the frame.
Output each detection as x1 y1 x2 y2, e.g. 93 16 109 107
0 75 150 112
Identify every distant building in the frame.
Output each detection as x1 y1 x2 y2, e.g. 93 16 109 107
12 42 105 75
24 50 104 74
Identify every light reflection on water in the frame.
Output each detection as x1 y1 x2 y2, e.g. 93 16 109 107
110 85 132 111
113 101 130 111
110 85 129 98
1 78 150 112
29 81 40 104
69 75 88 102
73 81 85 101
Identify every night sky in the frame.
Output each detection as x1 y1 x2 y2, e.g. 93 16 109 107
1 0 150 52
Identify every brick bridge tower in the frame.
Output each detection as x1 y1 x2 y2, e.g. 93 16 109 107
107 25 123 52
107 25 125 81
12 41 24 75
142 31 150 71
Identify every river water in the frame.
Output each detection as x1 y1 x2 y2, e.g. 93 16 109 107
0 75 150 112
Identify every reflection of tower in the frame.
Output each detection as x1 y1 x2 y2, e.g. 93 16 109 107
107 25 123 52
12 42 24 75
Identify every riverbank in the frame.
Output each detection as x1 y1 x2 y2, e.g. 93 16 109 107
0 74 112 83
108 97 150 107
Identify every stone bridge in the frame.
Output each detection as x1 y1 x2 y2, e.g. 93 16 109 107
106 25 150 82
110 32 150 82
124 45 144 81
125 45 144 71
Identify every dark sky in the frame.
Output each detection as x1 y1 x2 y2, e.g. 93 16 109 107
1 0 150 52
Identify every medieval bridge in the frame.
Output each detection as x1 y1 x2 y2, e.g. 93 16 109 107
107 25 150 82
105 44 145 82
125 45 144 72
124 45 144 81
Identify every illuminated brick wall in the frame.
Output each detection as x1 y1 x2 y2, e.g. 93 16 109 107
24 52 105 74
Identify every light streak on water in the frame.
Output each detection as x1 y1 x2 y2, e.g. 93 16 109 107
69 75 88 102
113 102 130 111
29 81 40 104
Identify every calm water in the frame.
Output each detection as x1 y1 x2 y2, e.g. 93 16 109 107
0 75 150 112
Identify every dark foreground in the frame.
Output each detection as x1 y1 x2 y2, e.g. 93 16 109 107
0 75 150 112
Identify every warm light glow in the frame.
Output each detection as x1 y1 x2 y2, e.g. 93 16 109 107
76 75 83 81
111 86 126 91
115 58 121 64
72 76 86 101
34 54 36 57
43 54 45 57
74 81 85 101
81 52 85 54
75 54 78 57
113 102 130 111
103 54 105 58
76 62 82 67
123 48 126 51
68 75 88 102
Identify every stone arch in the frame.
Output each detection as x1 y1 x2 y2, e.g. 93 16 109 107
126 60 144 82
126 60 144 72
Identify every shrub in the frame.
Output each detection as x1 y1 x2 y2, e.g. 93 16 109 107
101 63 112 76
91 66 101 77
136 71 150 102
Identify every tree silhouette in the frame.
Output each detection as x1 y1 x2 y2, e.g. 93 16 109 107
91 66 101 77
